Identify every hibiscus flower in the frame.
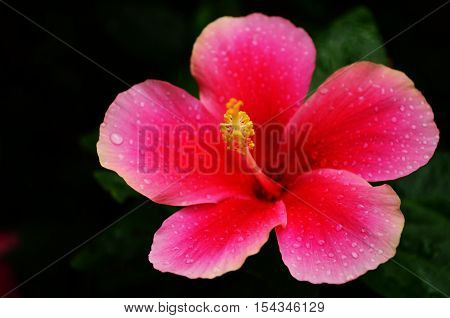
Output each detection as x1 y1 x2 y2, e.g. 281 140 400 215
97 14 438 283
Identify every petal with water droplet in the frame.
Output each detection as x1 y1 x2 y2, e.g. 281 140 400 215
149 198 286 279
276 168 404 284
286 61 439 182
191 13 315 125
97 80 255 206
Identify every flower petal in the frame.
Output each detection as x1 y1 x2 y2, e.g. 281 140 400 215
287 61 439 182
97 80 255 206
149 198 286 279
191 13 315 125
276 169 404 284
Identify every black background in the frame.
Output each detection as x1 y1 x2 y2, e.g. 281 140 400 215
1 0 449 297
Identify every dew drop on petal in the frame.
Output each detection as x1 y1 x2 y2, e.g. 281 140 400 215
110 133 123 145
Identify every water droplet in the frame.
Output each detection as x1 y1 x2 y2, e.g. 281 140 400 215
185 259 194 264
320 88 329 94
318 240 325 246
237 236 244 242
351 252 359 259
351 242 357 248
391 117 397 123
305 242 311 249
328 253 334 258
110 133 123 145
336 224 343 231
295 236 302 242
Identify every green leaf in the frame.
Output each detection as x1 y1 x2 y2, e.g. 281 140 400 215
193 0 241 34
391 152 450 206
363 152 450 297
79 130 99 155
71 203 176 272
94 170 141 203
311 6 389 91
70 203 178 295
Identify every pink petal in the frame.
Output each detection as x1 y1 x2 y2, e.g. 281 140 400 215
276 169 404 284
191 13 315 125
287 61 439 182
149 198 286 279
97 80 255 206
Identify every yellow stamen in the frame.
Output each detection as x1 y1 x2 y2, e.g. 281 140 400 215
219 98 282 198
219 98 255 154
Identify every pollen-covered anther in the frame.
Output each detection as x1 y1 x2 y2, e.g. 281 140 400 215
220 98 255 154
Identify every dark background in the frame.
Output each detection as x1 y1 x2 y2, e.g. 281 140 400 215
1 0 449 297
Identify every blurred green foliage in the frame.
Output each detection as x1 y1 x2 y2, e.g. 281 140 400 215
310 6 389 90
363 153 450 297
94 171 142 204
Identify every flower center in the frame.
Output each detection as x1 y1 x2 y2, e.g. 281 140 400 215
219 98 255 154
220 98 282 200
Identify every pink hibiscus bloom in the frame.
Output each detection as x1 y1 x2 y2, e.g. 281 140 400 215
97 14 439 283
